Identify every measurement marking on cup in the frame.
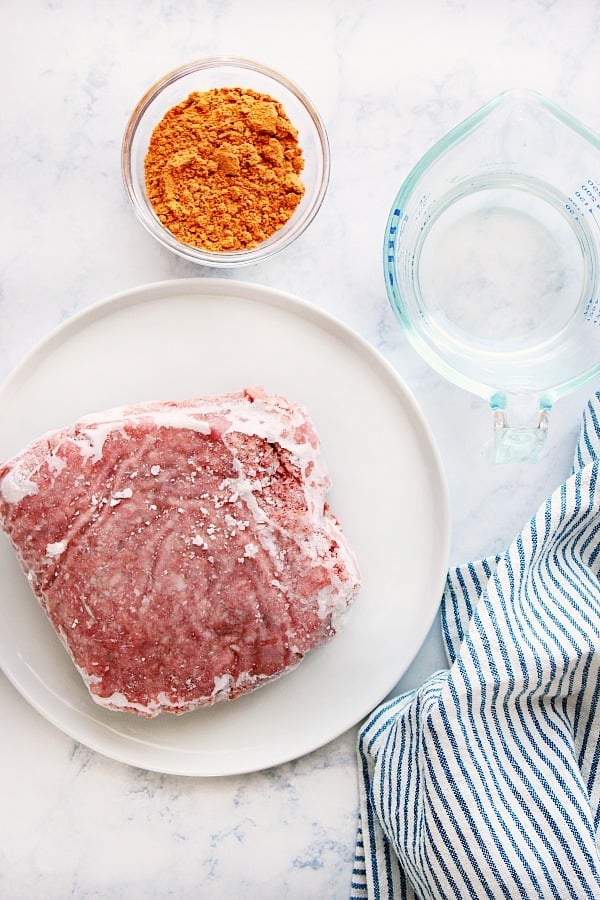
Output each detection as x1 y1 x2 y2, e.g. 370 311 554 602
565 179 600 225
584 301 600 325
565 179 600 326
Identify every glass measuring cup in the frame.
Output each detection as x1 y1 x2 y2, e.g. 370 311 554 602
385 89 600 462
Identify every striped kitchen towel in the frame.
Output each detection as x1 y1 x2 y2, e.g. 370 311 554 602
352 393 600 900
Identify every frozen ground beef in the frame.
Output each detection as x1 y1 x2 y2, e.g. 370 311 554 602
0 388 360 716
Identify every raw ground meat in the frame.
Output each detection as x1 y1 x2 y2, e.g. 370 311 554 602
0 388 360 717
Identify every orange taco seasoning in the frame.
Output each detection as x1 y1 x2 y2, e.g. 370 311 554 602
143 87 305 252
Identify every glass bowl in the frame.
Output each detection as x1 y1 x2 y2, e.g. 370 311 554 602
122 57 330 267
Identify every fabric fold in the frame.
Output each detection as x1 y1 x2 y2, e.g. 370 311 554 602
353 393 600 900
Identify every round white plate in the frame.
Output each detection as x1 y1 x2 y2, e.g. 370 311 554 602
0 279 450 776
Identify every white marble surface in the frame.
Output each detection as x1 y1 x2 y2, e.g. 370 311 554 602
1 1 599 897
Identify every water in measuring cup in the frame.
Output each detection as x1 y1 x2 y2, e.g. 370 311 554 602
417 175 591 353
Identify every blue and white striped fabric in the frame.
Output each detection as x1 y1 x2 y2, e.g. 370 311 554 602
352 393 600 899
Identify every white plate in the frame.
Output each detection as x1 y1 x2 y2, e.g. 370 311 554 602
0 278 449 776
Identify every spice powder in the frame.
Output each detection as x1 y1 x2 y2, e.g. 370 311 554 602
144 87 306 252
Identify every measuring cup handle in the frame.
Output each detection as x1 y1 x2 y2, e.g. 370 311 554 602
488 397 551 463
